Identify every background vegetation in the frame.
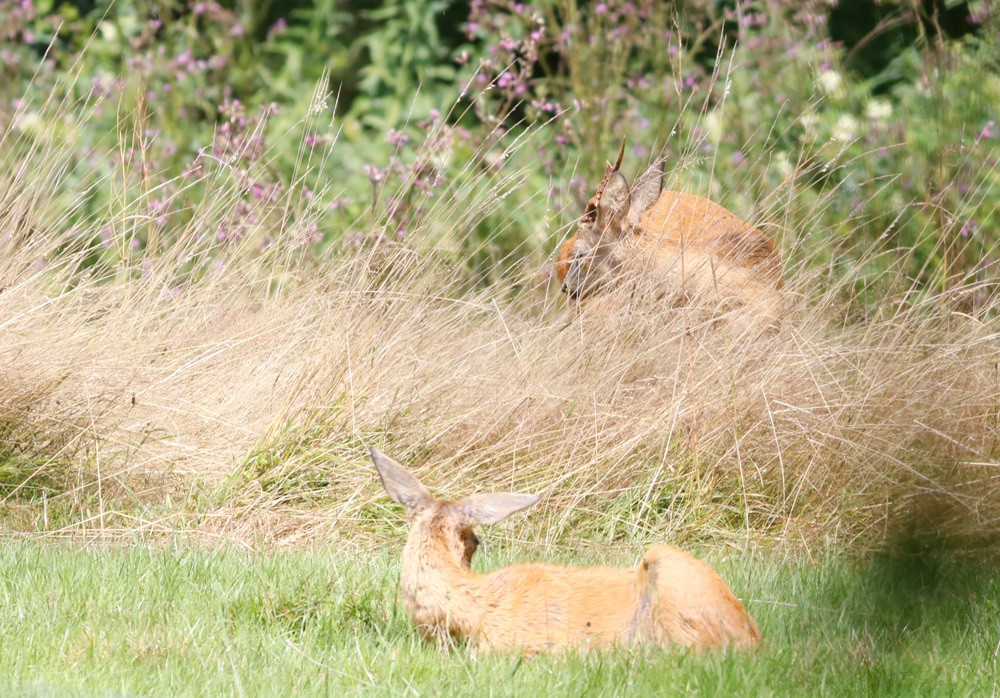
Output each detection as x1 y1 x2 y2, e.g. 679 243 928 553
2 0 997 288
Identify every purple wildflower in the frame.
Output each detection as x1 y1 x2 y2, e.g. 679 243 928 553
388 129 410 147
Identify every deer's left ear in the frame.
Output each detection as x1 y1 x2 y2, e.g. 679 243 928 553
456 493 539 525
629 159 663 225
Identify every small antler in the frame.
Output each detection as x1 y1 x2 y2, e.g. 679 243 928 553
593 137 628 204
612 136 626 172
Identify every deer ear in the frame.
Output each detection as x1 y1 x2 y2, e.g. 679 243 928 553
629 159 663 225
595 171 631 233
456 493 539 525
370 447 433 514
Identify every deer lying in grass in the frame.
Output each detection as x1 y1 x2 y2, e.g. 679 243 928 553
557 145 784 323
371 447 761 654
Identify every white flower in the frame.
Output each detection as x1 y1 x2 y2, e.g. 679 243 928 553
833 114 858 141
773 151 793 178
866 99 892 121
798 111 820 137
817 70 843 97
15 110 40 133
98 21 118 42
703 110 723 142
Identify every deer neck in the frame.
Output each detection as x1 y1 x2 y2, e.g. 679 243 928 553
399 527 483 641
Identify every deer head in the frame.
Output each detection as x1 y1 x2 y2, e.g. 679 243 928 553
562 144 665 299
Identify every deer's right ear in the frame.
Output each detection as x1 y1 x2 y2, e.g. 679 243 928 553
370 448 433 514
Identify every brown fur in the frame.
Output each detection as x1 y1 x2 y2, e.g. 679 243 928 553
557 156 784 324
371 448 762 654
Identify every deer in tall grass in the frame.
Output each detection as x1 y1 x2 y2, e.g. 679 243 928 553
557 144 784 324
371 447 761 654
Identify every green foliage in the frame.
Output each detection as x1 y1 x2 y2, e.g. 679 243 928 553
258 0 355 104
351 0 462 131
1 0 996 295
0 450 67 502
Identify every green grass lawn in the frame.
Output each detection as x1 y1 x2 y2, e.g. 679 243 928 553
0 540 997 697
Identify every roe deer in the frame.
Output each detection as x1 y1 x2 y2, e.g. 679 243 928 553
557 145 784 324
371 447 761 654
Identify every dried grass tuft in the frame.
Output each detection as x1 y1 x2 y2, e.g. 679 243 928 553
2 96 999 554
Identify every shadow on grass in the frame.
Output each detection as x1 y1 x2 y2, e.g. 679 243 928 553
795 495 1000 694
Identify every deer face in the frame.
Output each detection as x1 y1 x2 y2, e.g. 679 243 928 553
563 170 630 299
562 155 664 300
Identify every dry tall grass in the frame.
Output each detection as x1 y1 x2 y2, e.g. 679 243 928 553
2 91 999 554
